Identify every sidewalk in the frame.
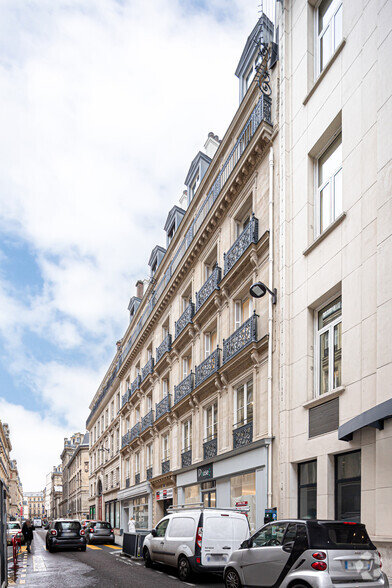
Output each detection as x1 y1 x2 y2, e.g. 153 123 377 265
114 534 123 549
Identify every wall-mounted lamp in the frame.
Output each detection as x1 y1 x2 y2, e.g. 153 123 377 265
249 282 277 304
98 447 110 453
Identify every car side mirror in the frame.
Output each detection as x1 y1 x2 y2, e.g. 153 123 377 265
282 541 294 553
151 529 157 537
240 538 252 549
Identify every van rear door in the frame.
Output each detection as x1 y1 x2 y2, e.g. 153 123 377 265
201 513 249 567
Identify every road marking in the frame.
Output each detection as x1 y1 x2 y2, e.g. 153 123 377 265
168 575 178 580
105 544 121 549
87 545 102 550
33 555 46 571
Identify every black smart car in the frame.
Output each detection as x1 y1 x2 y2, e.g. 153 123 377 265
46 519 87 552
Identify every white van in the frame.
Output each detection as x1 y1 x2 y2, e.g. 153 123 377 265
143 506 250 581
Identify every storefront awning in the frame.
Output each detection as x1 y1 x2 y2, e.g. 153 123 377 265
338 398 392 441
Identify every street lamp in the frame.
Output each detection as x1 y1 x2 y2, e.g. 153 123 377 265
249 282 277 304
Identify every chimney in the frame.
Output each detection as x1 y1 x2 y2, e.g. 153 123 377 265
179 190 188 209
136 280 144 299
204 132 220 158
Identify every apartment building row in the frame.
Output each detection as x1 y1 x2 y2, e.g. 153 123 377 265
0 420 23 520
45 465 63 520
86 0 392 571
58 432 90 520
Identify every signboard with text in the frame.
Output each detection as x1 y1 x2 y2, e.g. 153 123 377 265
156 488 173 501
197 464 213 482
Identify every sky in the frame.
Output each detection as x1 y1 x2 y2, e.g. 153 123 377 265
0 0 261 495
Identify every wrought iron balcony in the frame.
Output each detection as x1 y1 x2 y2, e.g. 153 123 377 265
121 432 130 449
130 375 141 396
146 467 153 480
223 214 259 276
196 265 222 312
125 477 130 489
233 421 253 449
175 302 195 338
195 348 220 388
142 357 155 381
121 389 130 407
223 313 258 364
162 459 170 474
181 448 192 468
174 373 194 404
156 334 172 363
141 409 154 432
155 394 171 420
203 437 217 460
135 472 140 485
130 422 141 441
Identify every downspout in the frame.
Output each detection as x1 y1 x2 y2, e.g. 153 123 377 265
267 146 274 509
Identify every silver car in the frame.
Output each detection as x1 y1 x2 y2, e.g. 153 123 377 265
224 519 389 588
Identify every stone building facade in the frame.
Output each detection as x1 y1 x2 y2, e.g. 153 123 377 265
68 433 89 520
59 432 84 517
23 492 45 521
9 460 23 520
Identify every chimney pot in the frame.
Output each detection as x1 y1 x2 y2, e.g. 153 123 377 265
135 280 144 299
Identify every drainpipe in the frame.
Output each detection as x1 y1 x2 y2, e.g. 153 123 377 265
267 146 274 509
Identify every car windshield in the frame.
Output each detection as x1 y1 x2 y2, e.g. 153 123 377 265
95 522 111 530
8 523 20 529
308 522 374 550
55 522 80 531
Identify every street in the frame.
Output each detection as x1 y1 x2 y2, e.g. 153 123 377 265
8 530 224 587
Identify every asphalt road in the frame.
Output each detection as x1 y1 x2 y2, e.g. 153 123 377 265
8 530 225 587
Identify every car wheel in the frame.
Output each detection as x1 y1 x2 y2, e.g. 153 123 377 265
48 544 54 553
143 547 152 568
225 568 242 588
178 556 192 582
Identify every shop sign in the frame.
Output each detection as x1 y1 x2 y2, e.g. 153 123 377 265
156 488 173 501
197 464 213 481
235 501 248 507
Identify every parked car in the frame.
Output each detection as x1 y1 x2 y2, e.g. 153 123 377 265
143 507 250 581
6 521 24 545
45 519 86 552
85 521 115 545
81 519 95 530
224 519 389 588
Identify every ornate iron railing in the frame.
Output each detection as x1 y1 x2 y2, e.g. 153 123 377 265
196 265 222 312
130 375 141 396
162 459 170 474
121 432 130 448
125 477 130 488
146 467 153 480
181 449 192 468
155 394 171 420
142 357 155 381
223 214 259 276
130 422 141 441
156 334 172 364
203 437 217 460
175 302 195 338
142 410 154 432
195 348 220 388
233 422 253 449
174 373 194 404
223 313 258 364
135 472 140 485
121 390 129 407
87 94 272 428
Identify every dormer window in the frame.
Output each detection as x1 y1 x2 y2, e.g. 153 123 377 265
148 246 166 277
190 173 200 200
164 206 185 247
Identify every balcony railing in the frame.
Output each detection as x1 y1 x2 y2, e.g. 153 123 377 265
87 94 272 428
156 334 172 363
223 214 259 276
195 348 220 388
162 459 170 474
135 472 140 485
233 421 253 449
121 390 130 407
121 432 130 449
203 437 217 460
155 394 171 420
196 265 222 312
146 467 153 480
142 357 155 381
181 449 192 468
175 302 195 338
130 422 141 441
174 373 194 404
223 313 257 364
130 375 141 396
142 410 154 432
125 477 130 488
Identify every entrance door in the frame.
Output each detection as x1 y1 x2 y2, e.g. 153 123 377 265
163 499 172 517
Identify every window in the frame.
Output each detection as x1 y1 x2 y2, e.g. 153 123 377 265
235 297 252 330
251 523 287 547
146 443 153 468
146 393 152 411
182 419 192 451
162 378 169 396
162 433 169 461
205 403 218 441
235 379 253 428
155 519 169 537
235 212 251 238
298 460 317 519
335 451 361 522
316 133 342 234
135 452 140 475
204 331 217 359
111 401 114 421
316 296 342 395
182 356 192 378
317 0 342 74
190 173 200 201
169 517 195 538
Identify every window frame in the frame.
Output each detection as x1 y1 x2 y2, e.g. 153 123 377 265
335 450 361 522
234 378 253 429
182 419 192 452
204 402 218 442
316 0 343 76
315 132 342 236
314 295 342 396
298 460 317 519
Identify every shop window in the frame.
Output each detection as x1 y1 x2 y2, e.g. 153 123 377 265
335 451 361 522
184 484 200 505
202 481 216 508
230 472 256 533
132 496 149 530
298 460 317 519
234 378 253 428
316 296 342 396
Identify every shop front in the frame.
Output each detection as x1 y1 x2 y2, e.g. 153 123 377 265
118 481 153 534
105 499 120 529
176 441 269 533
148 472 176 526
